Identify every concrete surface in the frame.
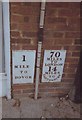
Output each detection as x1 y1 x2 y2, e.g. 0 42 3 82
1 96 81 119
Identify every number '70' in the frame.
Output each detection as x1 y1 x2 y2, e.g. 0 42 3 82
50 51 60 58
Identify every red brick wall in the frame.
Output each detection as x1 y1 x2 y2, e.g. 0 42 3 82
10 2 80 98
10 2 40 50
43 2 80 83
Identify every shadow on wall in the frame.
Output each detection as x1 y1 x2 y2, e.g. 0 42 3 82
69 50 81 103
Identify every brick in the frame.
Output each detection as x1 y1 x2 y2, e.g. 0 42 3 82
13 90 21 94
11 44 22 50
58 8 80 18
80 33 82 38
23 89 34 93
22 32 38 38
72 52 80 57
67 18 80 26
39 88 69 93
44 23 56 30
44 31 64 38
11 14 24 23
70 64 78 70
39 82 72 88
24 16 39 24
63 45 71 51
65 32 80 38
10 5 20 14
43 32 53 38
30 16 39 23
64 63 69 69
67 24 80 31
54 24 68 31
22 45 37 50
68 64 78 68
11 38 31 44
10 23 18 30
46 2 69 9
54 39 73 45
13 84 34 90
10 5 40 16
45 9 58 17
13 2 38 7
11 38 21 43
21 38 32 44
11 15 39 25
43 37 55 46
43 45 62 50
21 2 40 7
43 37 55 44
39 91 69 97
24 16 29 22
45 24 68 31
66 52 72 57
58 9 73 17
63 68 76 73
74 39 80 44
81 9 82 18
62 73 75 79
17 23 38 32
43 40 54 47
46 17 67 24
11 31 20 38
64 46 80 51
22 38 37 44
62 78 74 83
68 3 80 9
53 32 64 38
10 2 25 7
65 57 79 63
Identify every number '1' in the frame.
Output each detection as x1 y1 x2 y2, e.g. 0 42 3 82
22 55 26 61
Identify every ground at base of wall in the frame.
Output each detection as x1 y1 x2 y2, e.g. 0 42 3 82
1 96 81 118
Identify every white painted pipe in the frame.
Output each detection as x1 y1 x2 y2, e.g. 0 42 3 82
40 1 46 28
0 1 3 73
34 1 46 100
2 2 11 99
35 42 42 99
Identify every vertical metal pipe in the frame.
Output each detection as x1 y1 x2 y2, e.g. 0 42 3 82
2 2 11 99
34 0 46 100
0 1 3 73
